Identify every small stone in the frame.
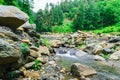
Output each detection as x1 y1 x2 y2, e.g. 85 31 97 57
109 50 120 60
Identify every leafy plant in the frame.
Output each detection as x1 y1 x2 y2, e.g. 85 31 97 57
20 43 30 54
102 54 111 59
33 60 41 70
40 37 51 47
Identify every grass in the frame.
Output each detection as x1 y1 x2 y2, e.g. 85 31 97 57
40 37 51 47
52 19 73 33
92 23 120 34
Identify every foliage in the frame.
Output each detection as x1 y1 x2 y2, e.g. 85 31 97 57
92 23 120 34
33 59 41 70
40 37 51 47
52 19 73 33
20 43 30 54
34 3 64 32
34 0 120 33
102 54 111 59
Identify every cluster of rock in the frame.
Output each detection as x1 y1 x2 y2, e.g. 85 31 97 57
62 30 120 60
0 5 58 80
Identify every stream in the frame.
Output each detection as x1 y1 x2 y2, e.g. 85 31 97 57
54 47 120 80
42 34 120 80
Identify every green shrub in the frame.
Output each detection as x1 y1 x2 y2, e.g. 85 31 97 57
52 20 73 33
20 43 30 54
40 37 51 47
102 54 111 59
33 60 41 70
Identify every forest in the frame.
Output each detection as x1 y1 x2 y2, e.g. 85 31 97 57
35 0 120 33
1 0 120 33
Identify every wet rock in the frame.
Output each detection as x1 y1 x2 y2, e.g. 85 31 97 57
71 63 97 77
50 40 63 47
109 50 120 60
41 73 64 80
24 62 35 69
21 39 31 45
103 48 112 54
48 61 57 66
0 39 21 64
24 70 40 79
84 43 95 54
30 46 39 51
75 50 88 57
93 45 103 54
0 5 29 31
39 46 50 56
28 30 40 38
30 50 40 58
109 37 120 43
94 55 105 61
37 56 48 64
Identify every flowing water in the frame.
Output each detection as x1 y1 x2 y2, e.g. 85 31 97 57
54 47 120 80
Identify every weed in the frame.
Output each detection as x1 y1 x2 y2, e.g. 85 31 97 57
33 60 41 70
20 43 30 54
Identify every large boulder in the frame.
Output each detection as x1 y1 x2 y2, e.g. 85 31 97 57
71 63 97 77
0 39 21 64
0 5 29 31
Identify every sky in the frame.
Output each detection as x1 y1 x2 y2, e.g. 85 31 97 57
33 0 62 12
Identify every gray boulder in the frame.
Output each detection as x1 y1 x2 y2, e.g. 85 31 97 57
71 63 97 77
0 39 21 64
0 5 29 31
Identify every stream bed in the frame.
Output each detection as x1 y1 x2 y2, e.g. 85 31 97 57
54 47 120 80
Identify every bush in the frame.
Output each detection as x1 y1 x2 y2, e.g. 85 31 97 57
52 20 73 33
40 37 51 47
33 60 41 70
20 43 30 54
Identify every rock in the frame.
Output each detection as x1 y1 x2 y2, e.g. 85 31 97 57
0 5 29 31
22 39 31 44
109 50 120 60
30 46 39 51
0 39 21 64
30 50 40 58
50 40 63 47
39 46 50 56
93 45 103 54
21 21 36 30
17 27 24 31
24 62 35 69
94 55 105 61
41 73 64 80
69 78 79 80
37 56 48 64
71 63 97 77
108 37 120 43
75 50 88 57
28 30 40 38
24 70 40 79
60 68 66 74
84 43 96 54
48 61 57 66
102 48 112 54
0 27 20 41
